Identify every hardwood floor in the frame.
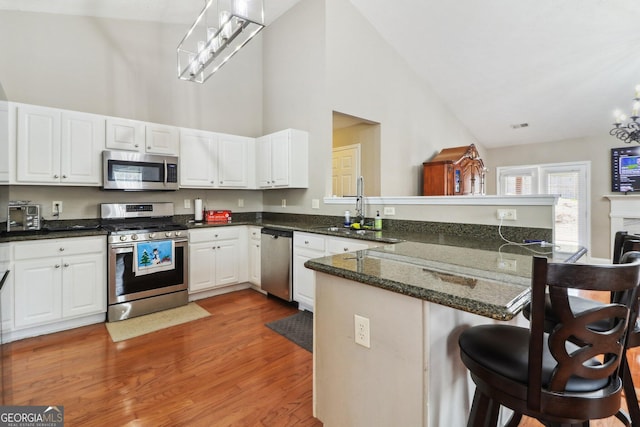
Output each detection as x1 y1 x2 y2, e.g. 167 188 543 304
1 289 322 426
2 288 639 426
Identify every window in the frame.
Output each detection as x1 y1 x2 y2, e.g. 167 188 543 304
497 162 590 248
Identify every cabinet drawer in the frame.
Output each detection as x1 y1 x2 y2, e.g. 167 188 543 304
294 233 325 252
14 236 105 260
248 226 262 240
327 238 370 254
189 226 241 243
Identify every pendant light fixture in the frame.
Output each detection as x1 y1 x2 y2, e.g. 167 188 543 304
177 0 264 83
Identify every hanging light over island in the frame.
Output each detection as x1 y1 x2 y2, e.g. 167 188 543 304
177 0 264 83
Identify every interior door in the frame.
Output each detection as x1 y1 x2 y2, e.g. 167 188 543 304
332 144 361 196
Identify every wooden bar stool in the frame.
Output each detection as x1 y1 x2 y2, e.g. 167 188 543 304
459 255 640 426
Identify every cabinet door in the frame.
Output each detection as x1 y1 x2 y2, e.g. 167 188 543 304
146 124 179 155
61 253 106 318
270 131 290 187
218 134 248 187
189 242 217 292
256 136 272 188
16 105 61 183
293 249 320 312
60 111 105 185
14 258 62 328
0 102 9 182
248 235 261 287
215 239 240 287
180 129 218 188
106 118 145 151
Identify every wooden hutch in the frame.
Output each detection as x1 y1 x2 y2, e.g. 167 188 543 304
422 144 485 196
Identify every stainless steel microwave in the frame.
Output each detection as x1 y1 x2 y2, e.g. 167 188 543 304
102 151 179 191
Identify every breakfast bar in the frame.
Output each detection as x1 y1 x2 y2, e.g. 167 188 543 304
305 240 586 427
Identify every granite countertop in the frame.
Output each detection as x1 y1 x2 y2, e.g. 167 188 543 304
304 240 586 321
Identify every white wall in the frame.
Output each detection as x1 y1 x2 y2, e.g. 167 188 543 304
0 11 263 136
484 133 616 259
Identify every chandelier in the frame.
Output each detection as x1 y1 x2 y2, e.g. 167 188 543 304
611 85 640 144
177 0 264 83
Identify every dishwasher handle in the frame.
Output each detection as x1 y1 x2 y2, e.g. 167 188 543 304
261 228 293 239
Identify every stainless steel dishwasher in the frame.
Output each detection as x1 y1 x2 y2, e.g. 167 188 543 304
261 228 293 302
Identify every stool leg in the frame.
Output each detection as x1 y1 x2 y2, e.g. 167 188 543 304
467 388 500 427
623 354 640 426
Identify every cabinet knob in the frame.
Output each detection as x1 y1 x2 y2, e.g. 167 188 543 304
211 180 215 184
55 264 60 268
304 240 309 244
343 247 349 251
135 144 139 148
217 246 221 249
214 234 218 238
147 146 151 149
212 247 216 250
54 174 59 178
220 181 224 184
64 263 69 267
62 174 67 178
59 247 64 252
256 244 260 248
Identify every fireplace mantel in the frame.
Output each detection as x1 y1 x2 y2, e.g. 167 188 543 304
606 195 640 248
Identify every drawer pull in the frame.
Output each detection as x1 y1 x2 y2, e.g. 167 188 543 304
59 247 65 252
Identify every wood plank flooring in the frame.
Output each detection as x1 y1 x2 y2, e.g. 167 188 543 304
1 289 322 426
2 288 639 426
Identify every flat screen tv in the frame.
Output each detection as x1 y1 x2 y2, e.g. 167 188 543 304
611 146 640 192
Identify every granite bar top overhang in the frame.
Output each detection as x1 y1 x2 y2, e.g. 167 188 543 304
305 240 586 321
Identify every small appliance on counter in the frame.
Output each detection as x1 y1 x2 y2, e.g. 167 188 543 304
205 210 232 223
7 202 41 232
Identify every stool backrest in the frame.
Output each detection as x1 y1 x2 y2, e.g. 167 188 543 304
528 256 640 409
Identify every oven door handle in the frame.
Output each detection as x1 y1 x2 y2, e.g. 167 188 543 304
111 246 134 254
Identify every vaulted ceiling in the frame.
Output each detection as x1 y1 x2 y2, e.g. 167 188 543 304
2 0 639 148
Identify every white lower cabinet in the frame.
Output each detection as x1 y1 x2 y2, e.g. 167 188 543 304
293 232 383 312
12 236 106 330
189 227 248 294
248 226 262 287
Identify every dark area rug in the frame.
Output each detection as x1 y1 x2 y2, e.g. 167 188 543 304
265 310 313 352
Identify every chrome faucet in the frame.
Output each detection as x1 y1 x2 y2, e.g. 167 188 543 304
355 176 366 225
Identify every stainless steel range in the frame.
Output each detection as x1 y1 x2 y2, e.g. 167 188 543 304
102 202 188 322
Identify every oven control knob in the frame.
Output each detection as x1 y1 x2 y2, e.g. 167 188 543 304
119 235 127 242
131 234 138 241
149 233 156 239
165 232 172 238
175 231 182 237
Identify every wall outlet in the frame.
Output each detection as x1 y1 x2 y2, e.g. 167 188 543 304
238 198 244 208
184 199 191 209
354 314 371 348
497 209 517 221
281 199 287 208
52 201 63 214
312 199 320 209
383 206 396 216
497 258 517 272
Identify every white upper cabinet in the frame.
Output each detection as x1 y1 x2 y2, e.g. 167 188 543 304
16 105 105 185
106 118 178 155
256 129 309 189
145 123 179 155
0 102 9 183
180 128 252 189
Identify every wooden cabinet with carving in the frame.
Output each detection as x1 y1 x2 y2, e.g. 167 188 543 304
422 144 485 196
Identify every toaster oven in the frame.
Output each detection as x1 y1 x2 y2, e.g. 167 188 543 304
7 204 41 232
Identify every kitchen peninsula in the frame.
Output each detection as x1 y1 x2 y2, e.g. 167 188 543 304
306 239 586 427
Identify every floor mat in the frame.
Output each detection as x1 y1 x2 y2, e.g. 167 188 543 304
105 303 210 342
265 310 313 352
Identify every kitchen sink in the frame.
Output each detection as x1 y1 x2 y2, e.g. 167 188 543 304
312 226 402 242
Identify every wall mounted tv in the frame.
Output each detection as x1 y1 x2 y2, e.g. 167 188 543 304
611 146 640 192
